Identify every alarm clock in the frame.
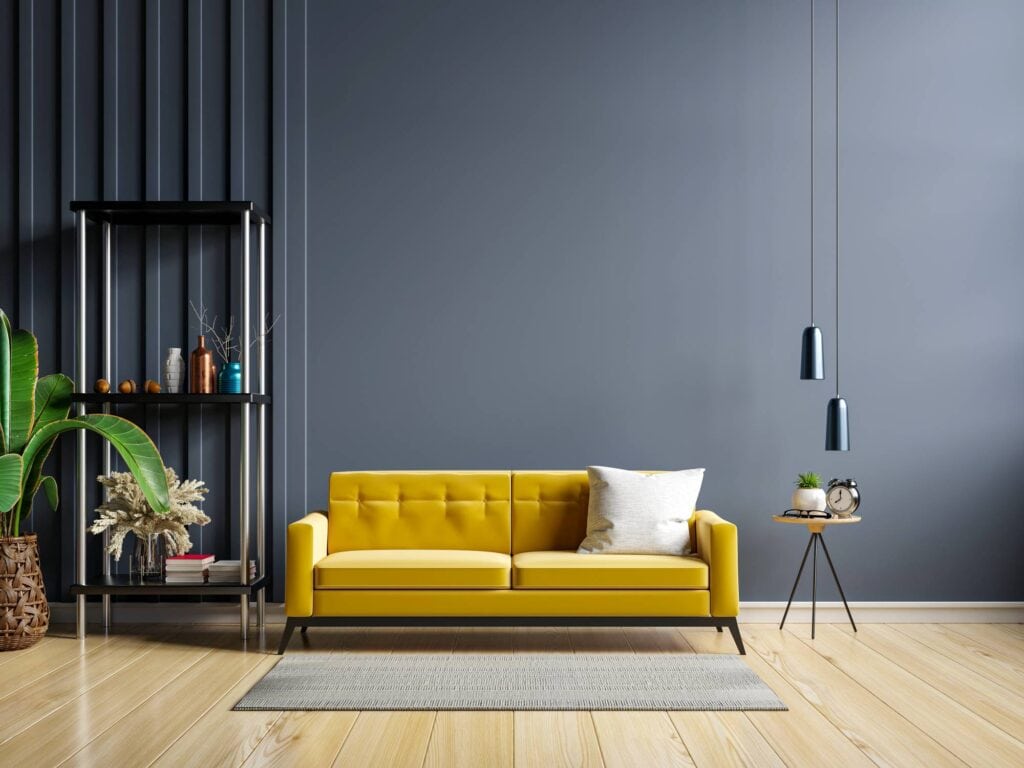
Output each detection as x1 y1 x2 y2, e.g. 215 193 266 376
826 478 860 517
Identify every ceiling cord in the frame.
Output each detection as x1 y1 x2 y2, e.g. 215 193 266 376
810 0 815 326
834 0 840 397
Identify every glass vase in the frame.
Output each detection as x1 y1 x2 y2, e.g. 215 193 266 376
130 533 164 582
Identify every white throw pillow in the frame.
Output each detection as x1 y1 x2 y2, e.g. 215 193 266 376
577 466 705 556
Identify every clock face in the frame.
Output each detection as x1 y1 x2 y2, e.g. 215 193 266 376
827 485 856 514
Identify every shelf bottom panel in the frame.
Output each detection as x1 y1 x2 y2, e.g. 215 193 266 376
70 574 268 596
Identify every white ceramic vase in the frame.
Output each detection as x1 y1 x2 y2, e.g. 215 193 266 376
163 347 184 393
791 487 826 512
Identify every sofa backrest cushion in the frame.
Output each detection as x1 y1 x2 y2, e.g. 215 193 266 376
511 471 700 555
328 471 512 554
511 471 591 554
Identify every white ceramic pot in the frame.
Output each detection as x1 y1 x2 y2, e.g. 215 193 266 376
791 488 826 512
163 347 185 394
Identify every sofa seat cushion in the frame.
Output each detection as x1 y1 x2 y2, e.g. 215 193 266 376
512 551 708 590
315 549 511 589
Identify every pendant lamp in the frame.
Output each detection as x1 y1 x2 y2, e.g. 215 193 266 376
826 0 850 451
801 0 824 380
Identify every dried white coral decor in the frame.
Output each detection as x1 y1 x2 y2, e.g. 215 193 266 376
90 468 210 559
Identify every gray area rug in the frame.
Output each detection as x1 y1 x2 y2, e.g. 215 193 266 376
234 653 786 711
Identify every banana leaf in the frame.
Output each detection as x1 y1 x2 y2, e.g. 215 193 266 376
0 309 11 446
0 453 22 514
33 374 73 433
7 329 38 453
19 414 170 529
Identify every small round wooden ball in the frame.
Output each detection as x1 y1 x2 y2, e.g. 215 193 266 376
118 379 137 394
94 378 110 394
144 379 161 394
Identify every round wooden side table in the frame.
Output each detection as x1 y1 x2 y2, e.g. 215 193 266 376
773 515 861 639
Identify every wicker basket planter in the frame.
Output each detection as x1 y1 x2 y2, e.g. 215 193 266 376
0 535 50 651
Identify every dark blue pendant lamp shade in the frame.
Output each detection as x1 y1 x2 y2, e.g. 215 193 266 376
825 396 849 451
800 1 824 381
801 326 824 380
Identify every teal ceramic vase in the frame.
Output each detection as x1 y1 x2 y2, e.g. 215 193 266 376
218 361 243 394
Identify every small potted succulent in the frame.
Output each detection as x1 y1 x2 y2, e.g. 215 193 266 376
792 472 826 513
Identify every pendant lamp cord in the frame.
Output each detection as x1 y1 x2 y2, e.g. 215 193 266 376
834 0 840 397
810 0 815 326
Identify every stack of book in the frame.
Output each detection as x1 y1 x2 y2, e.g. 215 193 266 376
208 560 256 583
164 554 214 583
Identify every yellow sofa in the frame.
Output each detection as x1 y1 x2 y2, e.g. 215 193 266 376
279 471 743 654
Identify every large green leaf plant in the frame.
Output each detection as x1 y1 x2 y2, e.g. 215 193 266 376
0 308 170 538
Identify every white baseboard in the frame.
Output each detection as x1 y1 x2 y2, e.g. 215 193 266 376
48 601 1024 625
738 601 1024 624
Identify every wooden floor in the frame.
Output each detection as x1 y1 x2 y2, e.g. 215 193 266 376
1 622 1022 767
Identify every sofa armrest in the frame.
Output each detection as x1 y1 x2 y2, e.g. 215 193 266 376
693 509 739 617
285 511 329 617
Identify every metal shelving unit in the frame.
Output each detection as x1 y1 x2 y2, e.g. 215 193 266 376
70 200 270 640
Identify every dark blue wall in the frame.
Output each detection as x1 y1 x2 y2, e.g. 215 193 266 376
304 0 1024 601
4 1 1023 603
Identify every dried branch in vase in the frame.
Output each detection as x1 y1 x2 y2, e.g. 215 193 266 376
90 467 210 559
189 300 280 363
190 300 239 364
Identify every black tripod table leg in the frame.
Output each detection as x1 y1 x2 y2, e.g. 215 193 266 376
811 534 818 639
819 533 857 632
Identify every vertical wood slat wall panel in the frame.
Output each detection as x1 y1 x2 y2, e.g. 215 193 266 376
270 0 289 603
3 0 294 601
0 3 16 319
58 0 78 600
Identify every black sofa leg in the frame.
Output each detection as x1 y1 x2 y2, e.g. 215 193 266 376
277 618 298 655
724 618 746 655
716 625 723 632
300 625 308 634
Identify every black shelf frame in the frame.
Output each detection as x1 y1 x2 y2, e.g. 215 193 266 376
70 200 270 226
72 575 269 597
72 200 269 641
73 393 271 405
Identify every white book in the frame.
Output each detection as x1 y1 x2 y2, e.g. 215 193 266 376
208 560 256 569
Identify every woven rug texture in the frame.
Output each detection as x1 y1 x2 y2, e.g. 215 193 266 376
234 652 786 711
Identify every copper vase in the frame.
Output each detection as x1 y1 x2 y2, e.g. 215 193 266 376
189 335 216 394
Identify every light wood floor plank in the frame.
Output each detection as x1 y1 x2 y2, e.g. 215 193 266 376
746 626 962 767
514 711 604 768
0 633 162 743
331 711 435 768
944 624 1024 668
423 711 513 768
151 657 283 768
797 624 1024 767
623 626 693 654
890 624 1024 694
454 627 515 653
10 621 1018 768
1000 623 1024 639
667 712 785 768
241 711 358 768
834 624 1024 741
567 627 631 653
0 638 213 765
61 644 267 767
0 630 129 699
513 626 572 653
591 711 695 768
392 627 457 653
680 628 874 768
